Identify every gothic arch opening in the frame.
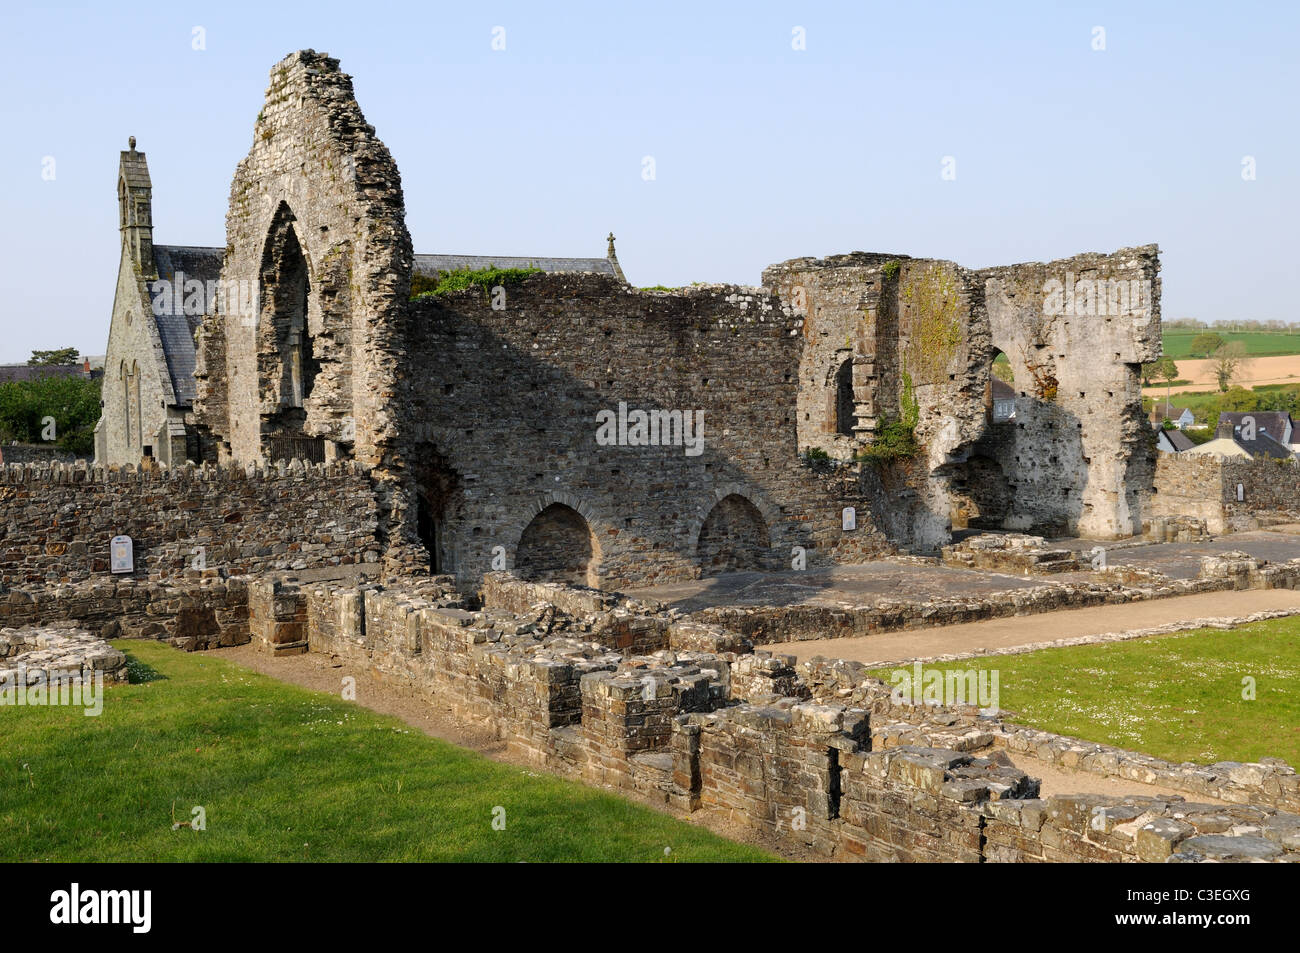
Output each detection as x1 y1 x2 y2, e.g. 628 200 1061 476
834 357 856 436
516 503 600 588
259 204 324 461
697 494 770 575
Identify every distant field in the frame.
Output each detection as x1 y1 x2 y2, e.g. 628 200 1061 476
1163 330 1300 360
1141 353 1300 397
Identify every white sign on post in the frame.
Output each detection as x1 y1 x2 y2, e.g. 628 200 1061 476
841 506 856 531
110 535 134 574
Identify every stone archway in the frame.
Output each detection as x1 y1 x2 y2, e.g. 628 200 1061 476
516 503 601 588
696 493 771 575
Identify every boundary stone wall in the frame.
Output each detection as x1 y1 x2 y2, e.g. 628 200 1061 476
1152 453 1300 532
0 461 379 586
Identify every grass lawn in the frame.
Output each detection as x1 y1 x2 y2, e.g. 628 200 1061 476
1 641 773 862
872 617 1300 767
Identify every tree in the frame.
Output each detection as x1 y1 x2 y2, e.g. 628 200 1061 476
1220 385 1258 412
0 375 101 456
1189 332 1225 358
1212 341 1248 391
27 347 80 366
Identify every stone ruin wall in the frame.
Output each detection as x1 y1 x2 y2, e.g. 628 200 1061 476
193 50 411 501
1152 453 1300 533
399 277 890 588
248 570 1300 862
764 246 1161 549
0 461 378 586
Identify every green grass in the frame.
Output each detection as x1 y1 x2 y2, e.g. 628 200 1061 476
871 617 1300 767
1163 330 1300 359
0 641 774 862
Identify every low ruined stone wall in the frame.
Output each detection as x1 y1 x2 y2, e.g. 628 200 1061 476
0 461 380 586
289 574 1300 862
0 576 251 650
799 656 1300 814
0 444 80 466
1153 454 1300 532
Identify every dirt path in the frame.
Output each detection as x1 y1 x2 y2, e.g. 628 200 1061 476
767 588 1300 666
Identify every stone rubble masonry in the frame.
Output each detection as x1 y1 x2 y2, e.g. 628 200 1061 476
763 246 1161 548
0 623 128 685
278 571 1300 862
0 460 379 586
0 577 251 651
799 656 1300 814
1152 453 1300 533
401 277 891 589
941 533 1080 574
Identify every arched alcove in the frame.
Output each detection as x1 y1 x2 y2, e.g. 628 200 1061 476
516 503 600 587
697 493 771 575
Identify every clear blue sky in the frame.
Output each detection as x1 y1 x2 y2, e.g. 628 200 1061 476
1 0 1296 361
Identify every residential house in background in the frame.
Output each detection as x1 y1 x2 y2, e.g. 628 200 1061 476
1150 405 1194 429
991 378 1016 422
1155 426 1196 453
1184 413 1297 461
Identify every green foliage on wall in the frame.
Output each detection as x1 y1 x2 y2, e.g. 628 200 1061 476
855 417 918 465
411 266 543 300
901 265 963 385
802 446 832 472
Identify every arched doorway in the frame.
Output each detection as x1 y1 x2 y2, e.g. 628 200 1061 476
697 493 770 574
516 503 600 588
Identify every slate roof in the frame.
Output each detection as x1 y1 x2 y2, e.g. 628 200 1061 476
991 379 1016 400
1159 428 1196 452
1236 429 1295 460
413 254 619 279
1217 411 1294 444
149 245 224 406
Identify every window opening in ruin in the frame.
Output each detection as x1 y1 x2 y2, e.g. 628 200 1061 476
834 357 855 436
988 349 1015 424
417 494 441 573
827 747 842 819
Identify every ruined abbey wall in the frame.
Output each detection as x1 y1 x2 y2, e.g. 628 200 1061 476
399 276 889 588
282 571 1300 862
765 246 1161 548
0 462 377 586
194 50 411 476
